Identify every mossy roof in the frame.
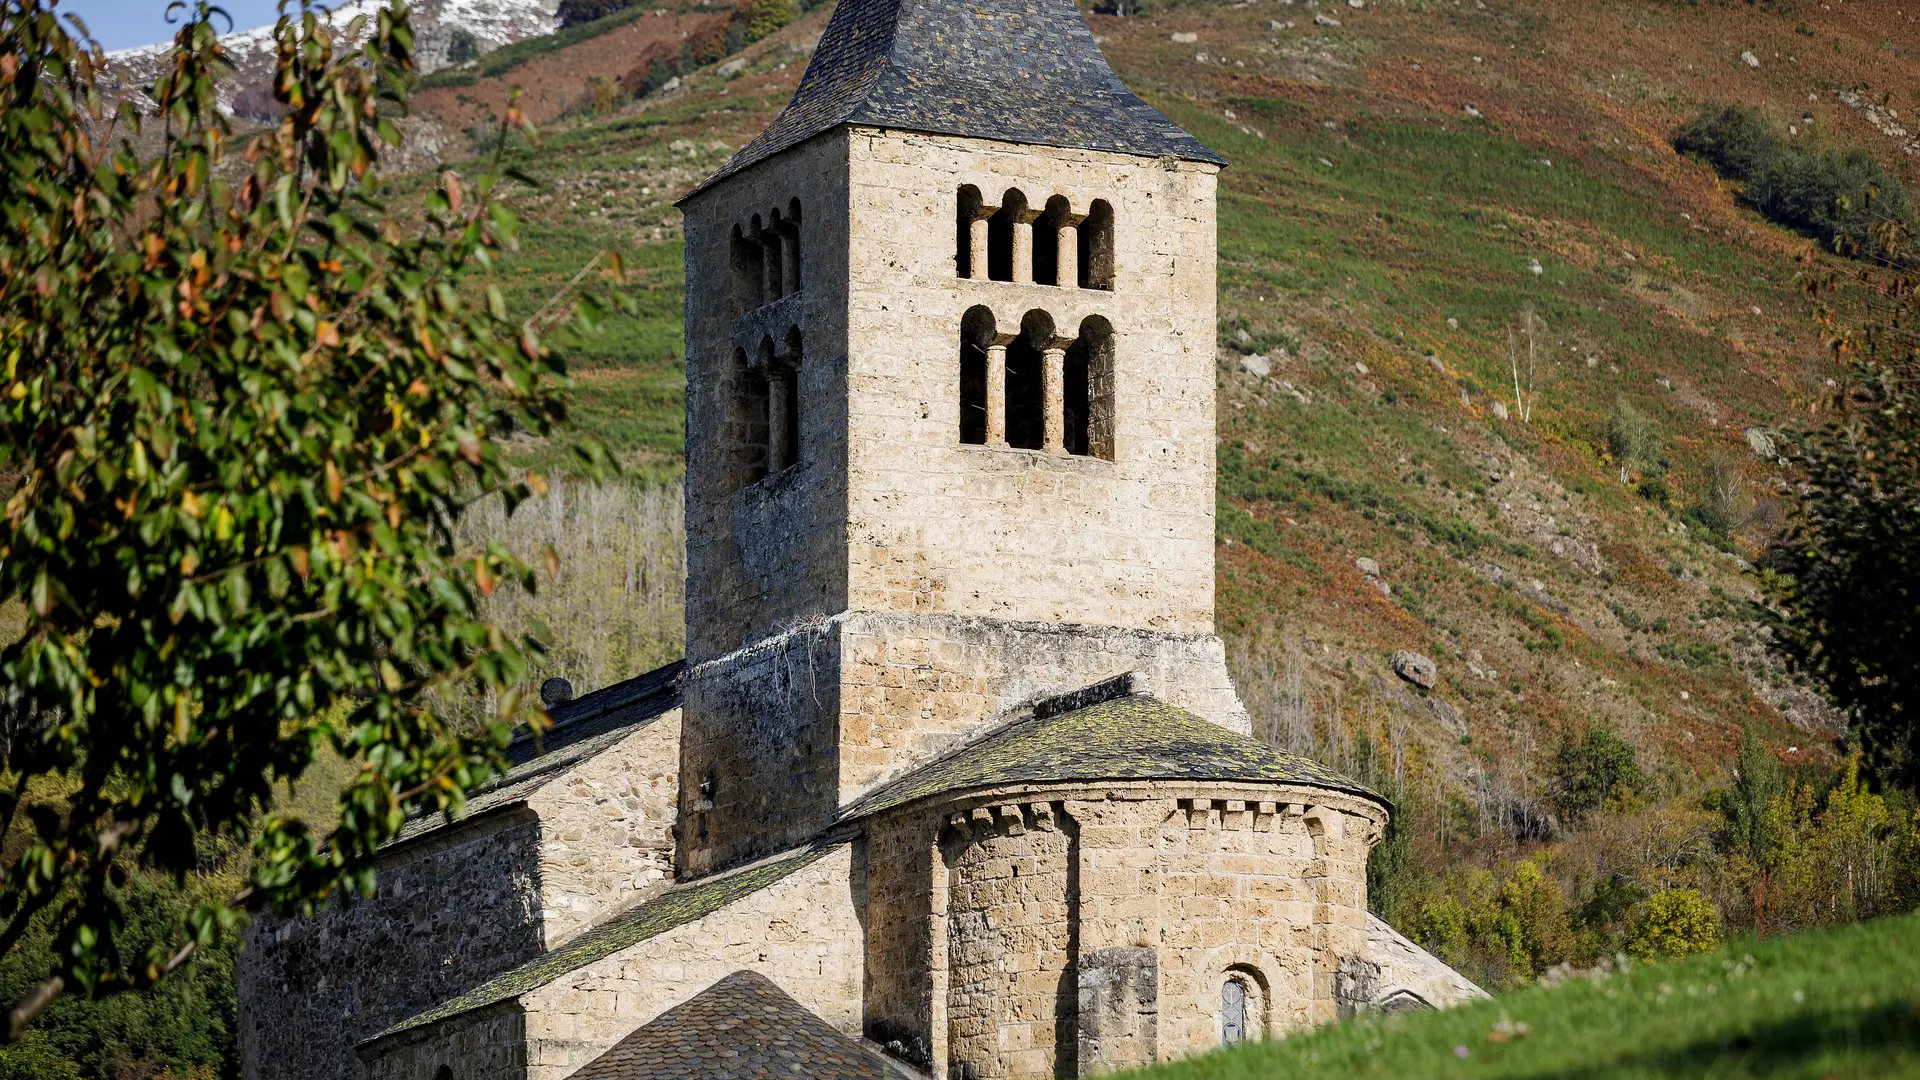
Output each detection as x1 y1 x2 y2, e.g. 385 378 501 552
363 843 840 1045
838 693 1382 822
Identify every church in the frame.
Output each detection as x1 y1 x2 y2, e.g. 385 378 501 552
235 0 1482 1075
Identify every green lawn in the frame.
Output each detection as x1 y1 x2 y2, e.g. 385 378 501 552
1123 914 1920 1080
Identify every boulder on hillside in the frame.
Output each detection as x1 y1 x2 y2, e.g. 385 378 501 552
1390 650 1437 689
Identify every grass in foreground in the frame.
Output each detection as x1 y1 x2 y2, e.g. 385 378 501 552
1125 913 1920 1080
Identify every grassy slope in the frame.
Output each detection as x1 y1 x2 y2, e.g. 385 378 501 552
1121 912 1920 1080
437 0 1913 899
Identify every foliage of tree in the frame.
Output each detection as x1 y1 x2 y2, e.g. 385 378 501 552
1604 398 1662 484
1674 102 1915 266
0 1032 82 1080
1771 240 1920 789
0 0 612 1034
0 866 238 1077
1551 726 1643 824
1625 888 1721 959
445 27 479 64
728 0 798 49
1408 858 1576 988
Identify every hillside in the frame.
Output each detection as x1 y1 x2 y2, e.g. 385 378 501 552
406 0 1916 978
1122 911 1920 1079
104 0 560 112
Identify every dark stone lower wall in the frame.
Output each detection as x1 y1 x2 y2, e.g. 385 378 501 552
238 811 548 1080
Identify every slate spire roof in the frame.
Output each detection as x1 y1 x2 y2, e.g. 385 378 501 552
563 970 916 1079
691 0 1224 195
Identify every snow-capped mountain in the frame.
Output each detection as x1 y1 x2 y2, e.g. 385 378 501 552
106 0 558 116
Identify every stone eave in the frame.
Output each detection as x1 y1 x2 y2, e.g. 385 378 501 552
833 692 1385 826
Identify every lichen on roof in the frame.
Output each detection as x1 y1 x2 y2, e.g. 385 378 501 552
839 694 1382 822
363 843 838 1045
687 0 1223 197
565 970 913 1080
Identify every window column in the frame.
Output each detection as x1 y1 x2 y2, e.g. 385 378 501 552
1011 208 1039 285
1055 213 1081 290
969 213 991 281
1042 339 1066 453
986 338 1009 446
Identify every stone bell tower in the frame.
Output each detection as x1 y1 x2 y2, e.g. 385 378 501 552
674 0 1240 874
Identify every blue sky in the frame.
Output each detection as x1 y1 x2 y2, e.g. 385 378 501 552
64 0 287 51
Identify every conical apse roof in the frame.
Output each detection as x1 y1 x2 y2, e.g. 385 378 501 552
691 0 1224 195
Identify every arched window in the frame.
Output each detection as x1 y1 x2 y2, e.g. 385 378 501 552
987 188 1028 283
956 185 985 280
1033 196 1072 286
730 225 762 316
732 347 769 486
959 306 995 445
1078 198 1114 290
1063 315 1114 459
772 327 802 471
783 198 803 292
1005 310 1051 450
754 213 783 301
1222 978 1246 1045
1220 967 1265 1046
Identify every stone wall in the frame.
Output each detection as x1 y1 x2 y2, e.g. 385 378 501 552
861 781 1385 1079
942 804 1076 1080
837 613 1250 799
679 132 852 665
241 718 680 1080
681 612 1250 874
238 810 548 1080
529 710 682 943
841 131 1220 637
520 842 866 1080
361 1005 527 1080
356 844 868 1080
677 622 845 874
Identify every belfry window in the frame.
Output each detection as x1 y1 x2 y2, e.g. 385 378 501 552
1004 311 1051 450
770 327 803 471
732 347 769 486
957 309 1114 458
956 187 1109 289
957 186 986 280
1079 199 1114 290
1033 195 1073 287
959 306 996 445
730 226 762 316
728 200 803 315
986 189 1028 283
1062 316 1114 459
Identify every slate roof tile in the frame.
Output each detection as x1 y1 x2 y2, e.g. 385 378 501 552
567 970 914 1079
688 0 1223 197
